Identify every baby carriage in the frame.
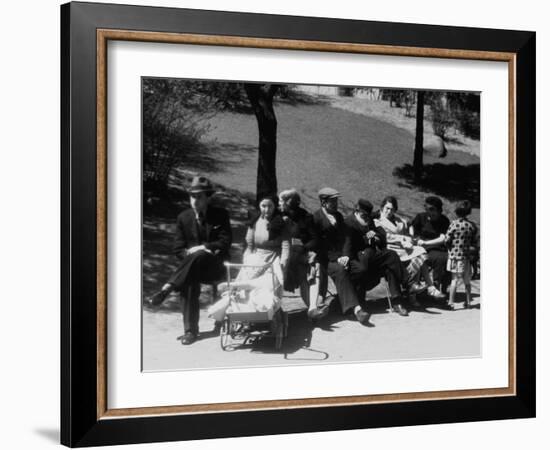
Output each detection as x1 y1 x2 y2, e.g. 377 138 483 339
211 260 287 351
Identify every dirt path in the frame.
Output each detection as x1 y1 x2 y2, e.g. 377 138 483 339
143 281 480 372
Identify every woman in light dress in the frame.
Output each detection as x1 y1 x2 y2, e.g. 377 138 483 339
208 195 287 321
374 196 445 306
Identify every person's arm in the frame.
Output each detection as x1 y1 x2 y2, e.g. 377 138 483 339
471 222 480 253
372 220 387 248
260 236 283 250
280 238 290 268
204 209 232 255
419 234 446 247
219 274 270 292
245 226 255 252
303 215 319 265
258 216 285 251
278 216 291 268
419 216 449 248
395 218 414 249
173 214 188 260
379 225 402 245
409 214 420 238
303 213 320 253
342 219 354 258
445 222 454 245
333 220 349 268
397 216 410 235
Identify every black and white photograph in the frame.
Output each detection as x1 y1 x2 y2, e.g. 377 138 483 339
0 0 542 447
141 79 481 371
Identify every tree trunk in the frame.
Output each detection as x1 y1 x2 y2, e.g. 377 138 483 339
413 90 425 180
244 84 279 204
438 137 448 158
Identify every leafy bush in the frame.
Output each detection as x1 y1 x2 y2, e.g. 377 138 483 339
379 89 479 140
143 79 220 192
447 93 480 139
429 94 454 140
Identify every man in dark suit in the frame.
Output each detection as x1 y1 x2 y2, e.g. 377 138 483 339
344 199 408 316
148 176 232 344
312 188 372 326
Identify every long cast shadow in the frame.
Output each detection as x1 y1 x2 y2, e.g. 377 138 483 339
143 177 257 308
408 291 481 314
393 163 480 207
143 142 257 220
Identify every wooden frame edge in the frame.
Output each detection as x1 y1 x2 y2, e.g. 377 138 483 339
508 56 517 395
95 28 517 420
100 387 515 419
97 29 108 419
98 29 515 61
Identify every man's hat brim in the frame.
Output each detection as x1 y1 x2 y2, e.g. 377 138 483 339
318 187 341 199
356 198 373 213
188 187 215 194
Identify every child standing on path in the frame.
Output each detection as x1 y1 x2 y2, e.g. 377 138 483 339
445 200 478 309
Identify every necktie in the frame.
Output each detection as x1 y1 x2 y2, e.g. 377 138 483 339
197 213 206 242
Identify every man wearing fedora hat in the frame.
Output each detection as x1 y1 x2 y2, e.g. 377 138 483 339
312 188 373 326
148 176 232 345
344 199 409 316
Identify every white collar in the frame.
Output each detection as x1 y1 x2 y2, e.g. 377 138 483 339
354 212 369 227
194 208 206 220
322 207 337 226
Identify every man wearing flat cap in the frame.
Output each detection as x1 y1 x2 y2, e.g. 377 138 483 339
312 188 372 326
148 176 232 345
344 199 409 316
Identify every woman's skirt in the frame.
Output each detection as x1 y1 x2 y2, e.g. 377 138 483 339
404 253 428 286
236 248 278 281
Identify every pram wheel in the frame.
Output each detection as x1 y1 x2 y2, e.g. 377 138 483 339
220 260 285 351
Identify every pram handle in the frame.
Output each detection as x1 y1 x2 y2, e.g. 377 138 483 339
223 262 276 295
223 262 273 269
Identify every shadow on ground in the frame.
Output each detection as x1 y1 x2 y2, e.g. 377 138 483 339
34 428 59 444
407 291 481 313
393 163 480 207
143 175 256 301
210 312 332 360
179 142 258 175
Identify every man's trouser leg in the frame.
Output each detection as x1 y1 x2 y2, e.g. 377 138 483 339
326 262 361 314
172 251 224 334
353 250 378 309
310 262 330 309
370 249 403 299
427 249 450 291
181 283 201 335
167 253 200 289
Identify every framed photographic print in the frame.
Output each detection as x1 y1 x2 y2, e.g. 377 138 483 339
61 1 535 447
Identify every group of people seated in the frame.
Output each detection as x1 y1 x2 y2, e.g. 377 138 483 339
148 176 479 345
